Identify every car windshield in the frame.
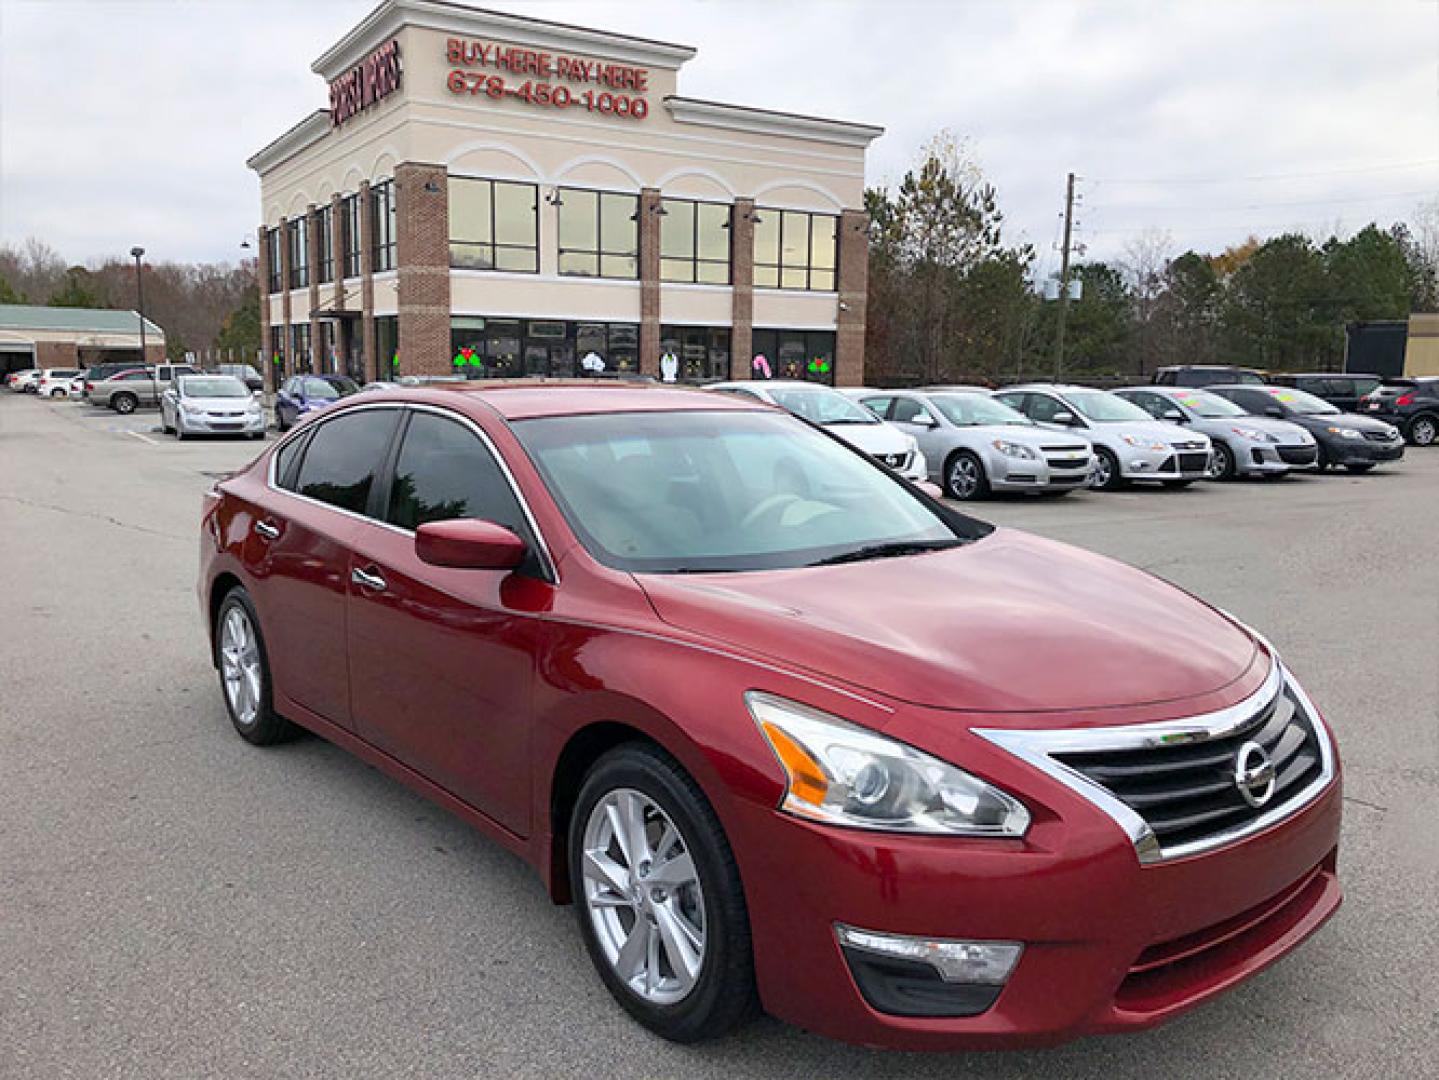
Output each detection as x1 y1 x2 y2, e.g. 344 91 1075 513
180 376 248 398
305 376 359 400
1065 389 1153 422
515 410 988 573
1266 387 1338 415
929 393 1032 427
1172 391 1247 418
765 387 878 425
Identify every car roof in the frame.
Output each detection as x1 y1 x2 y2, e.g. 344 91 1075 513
998 383 1097 394
380 380 770 421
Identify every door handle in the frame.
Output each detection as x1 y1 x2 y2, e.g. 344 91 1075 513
254 520 280 540
351 566 387 592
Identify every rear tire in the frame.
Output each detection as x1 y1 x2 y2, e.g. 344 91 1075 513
112 393 137 415
214 587 300 746
1407 415 1437 447
570 742 757 1043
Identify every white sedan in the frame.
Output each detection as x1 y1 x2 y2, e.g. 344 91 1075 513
161 375 266 440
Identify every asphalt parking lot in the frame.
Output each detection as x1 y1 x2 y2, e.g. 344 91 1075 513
2 392 1435 1079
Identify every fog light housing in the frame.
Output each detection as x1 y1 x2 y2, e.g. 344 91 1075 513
836 924 1022 1018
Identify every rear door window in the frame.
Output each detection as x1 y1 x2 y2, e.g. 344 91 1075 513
889 397 933 424
292 409 401 516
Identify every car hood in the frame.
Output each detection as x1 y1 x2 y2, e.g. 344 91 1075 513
1290 411 1397 434
964 424 1089 449
820 420 910 456
636 528 1261 716
1193 416 1313 443
1089 419 1207 447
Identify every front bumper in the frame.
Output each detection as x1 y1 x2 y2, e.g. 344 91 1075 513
179 412 266 435
1238 442 1317 474
1117 444 1211 481
731 692 1343 1050
1323 436 1404 466
987 451 1092 492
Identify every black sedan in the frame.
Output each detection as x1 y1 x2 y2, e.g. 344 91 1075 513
1208 383 1404 472
1357 378 1439 447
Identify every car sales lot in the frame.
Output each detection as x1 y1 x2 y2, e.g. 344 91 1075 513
1 393 1434 1078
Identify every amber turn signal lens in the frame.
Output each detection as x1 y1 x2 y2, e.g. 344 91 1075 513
761 720 830 805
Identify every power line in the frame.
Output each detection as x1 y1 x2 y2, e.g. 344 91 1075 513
1091 158 1439 186
1087 188 1437 214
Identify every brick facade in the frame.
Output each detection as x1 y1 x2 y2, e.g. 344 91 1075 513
278 215 293 379
257 225 275 393
730 198 755 379
394 163 452 377
835 208 870 387
638 187 662 378
358 181 377 383
307 204 322 373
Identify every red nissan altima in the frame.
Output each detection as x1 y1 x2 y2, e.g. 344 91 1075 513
198 383 1341 1049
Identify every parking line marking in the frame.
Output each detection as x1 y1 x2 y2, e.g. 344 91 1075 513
125 430 160 446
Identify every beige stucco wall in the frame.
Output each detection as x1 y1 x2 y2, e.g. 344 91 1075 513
0 326 163 349
1406 314 1439 377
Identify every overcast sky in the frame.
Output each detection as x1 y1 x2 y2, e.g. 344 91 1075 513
1 0 1436 278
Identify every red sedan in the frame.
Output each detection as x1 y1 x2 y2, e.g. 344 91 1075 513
198 383 1341 1049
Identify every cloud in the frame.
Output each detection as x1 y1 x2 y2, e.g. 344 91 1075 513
1 0 1435 268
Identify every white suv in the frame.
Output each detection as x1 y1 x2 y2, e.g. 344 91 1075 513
36 369 84 398
994 384 1212 491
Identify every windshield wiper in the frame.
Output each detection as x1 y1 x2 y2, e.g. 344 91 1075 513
810 539 960 567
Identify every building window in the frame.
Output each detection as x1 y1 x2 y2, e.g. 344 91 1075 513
316 206 334 285
660 200 731 284
751 328 836 385
340 194 362 278
376 315 399 376
660 325 730 382
265 229 282 294
371 180 397 273
558 189 638 279
450 317 639 379
448 178 539 272
290 323 312 373
287 218 309 290
753 209 837 291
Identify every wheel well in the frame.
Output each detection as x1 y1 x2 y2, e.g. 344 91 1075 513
207 573 243 664
547 721 659 904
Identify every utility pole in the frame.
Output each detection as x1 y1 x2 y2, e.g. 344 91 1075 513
1052 172 1076 381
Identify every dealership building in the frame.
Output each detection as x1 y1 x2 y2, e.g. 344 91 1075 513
0 304 165 378
247 0 881 390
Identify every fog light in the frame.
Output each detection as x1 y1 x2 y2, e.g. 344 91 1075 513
836 925 1022 984
1130 459 1153 471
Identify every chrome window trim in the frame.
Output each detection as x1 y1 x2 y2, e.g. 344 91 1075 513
974 656 1335 865
264 400 557 582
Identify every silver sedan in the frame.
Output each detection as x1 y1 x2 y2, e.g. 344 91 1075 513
854 389 1094 499
1114 386 1318 479
161 375 266 440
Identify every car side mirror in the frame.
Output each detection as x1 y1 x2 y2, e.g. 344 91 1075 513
1263 405 1285 418
416 519 527 570
915 415 937 428
1051 410 1077 425
1163 409 1187 422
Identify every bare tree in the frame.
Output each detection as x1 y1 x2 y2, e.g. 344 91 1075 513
1119 227 1173 374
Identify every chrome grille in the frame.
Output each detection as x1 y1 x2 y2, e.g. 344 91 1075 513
1361 429 1396 443
975 663 1335 864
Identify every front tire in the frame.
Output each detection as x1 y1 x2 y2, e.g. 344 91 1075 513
214 587 300 746
570 743 757 1043
1090 447 1124 491
1206 441 1236 481
943 451 990 501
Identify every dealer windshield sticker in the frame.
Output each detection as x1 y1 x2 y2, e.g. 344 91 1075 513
1177 396 1201 408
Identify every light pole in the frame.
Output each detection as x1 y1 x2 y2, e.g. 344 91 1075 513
131 246 157 426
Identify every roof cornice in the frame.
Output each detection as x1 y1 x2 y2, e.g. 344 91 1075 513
313 0 696 81
246 110 332 175
664 96 884 148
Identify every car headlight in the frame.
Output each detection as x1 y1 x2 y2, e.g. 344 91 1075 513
991 439 1037 460
1327 426 1362 440
1231 426 1277 443
1121 434 1167 451
747 692 1030 837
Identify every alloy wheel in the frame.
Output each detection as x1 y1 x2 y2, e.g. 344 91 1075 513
1091 453 1113 489
1206 444 1231 480
219 606 263 727
581 788 707 1006
948 456 980 499
1411 417 1436 447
